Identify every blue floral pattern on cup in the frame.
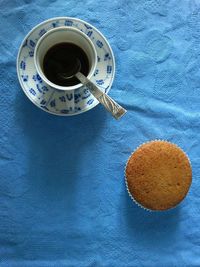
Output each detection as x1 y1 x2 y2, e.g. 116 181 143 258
17 17 115 116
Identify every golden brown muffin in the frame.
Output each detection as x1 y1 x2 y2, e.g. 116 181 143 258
125 141 192 211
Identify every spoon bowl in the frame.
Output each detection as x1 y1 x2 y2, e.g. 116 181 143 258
58 58 126 120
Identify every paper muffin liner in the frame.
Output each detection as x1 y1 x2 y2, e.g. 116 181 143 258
124 139 192 212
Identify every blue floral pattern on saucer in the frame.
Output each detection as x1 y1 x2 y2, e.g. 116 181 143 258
17 17 115 116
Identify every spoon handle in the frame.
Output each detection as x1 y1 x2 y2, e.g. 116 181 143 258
76 72 127 120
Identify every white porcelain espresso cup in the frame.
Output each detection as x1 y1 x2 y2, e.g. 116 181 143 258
34 26 97 91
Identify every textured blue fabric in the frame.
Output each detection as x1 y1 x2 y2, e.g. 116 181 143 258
0 0 200 266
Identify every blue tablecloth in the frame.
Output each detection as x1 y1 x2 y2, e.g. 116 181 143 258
1 0 200 266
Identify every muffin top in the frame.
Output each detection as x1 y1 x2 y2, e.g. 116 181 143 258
125 141 192 211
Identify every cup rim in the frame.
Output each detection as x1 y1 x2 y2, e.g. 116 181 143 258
34 26 97 91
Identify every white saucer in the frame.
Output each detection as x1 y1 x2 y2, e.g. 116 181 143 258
17 17 115 116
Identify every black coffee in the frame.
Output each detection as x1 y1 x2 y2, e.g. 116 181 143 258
43 42 90 86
